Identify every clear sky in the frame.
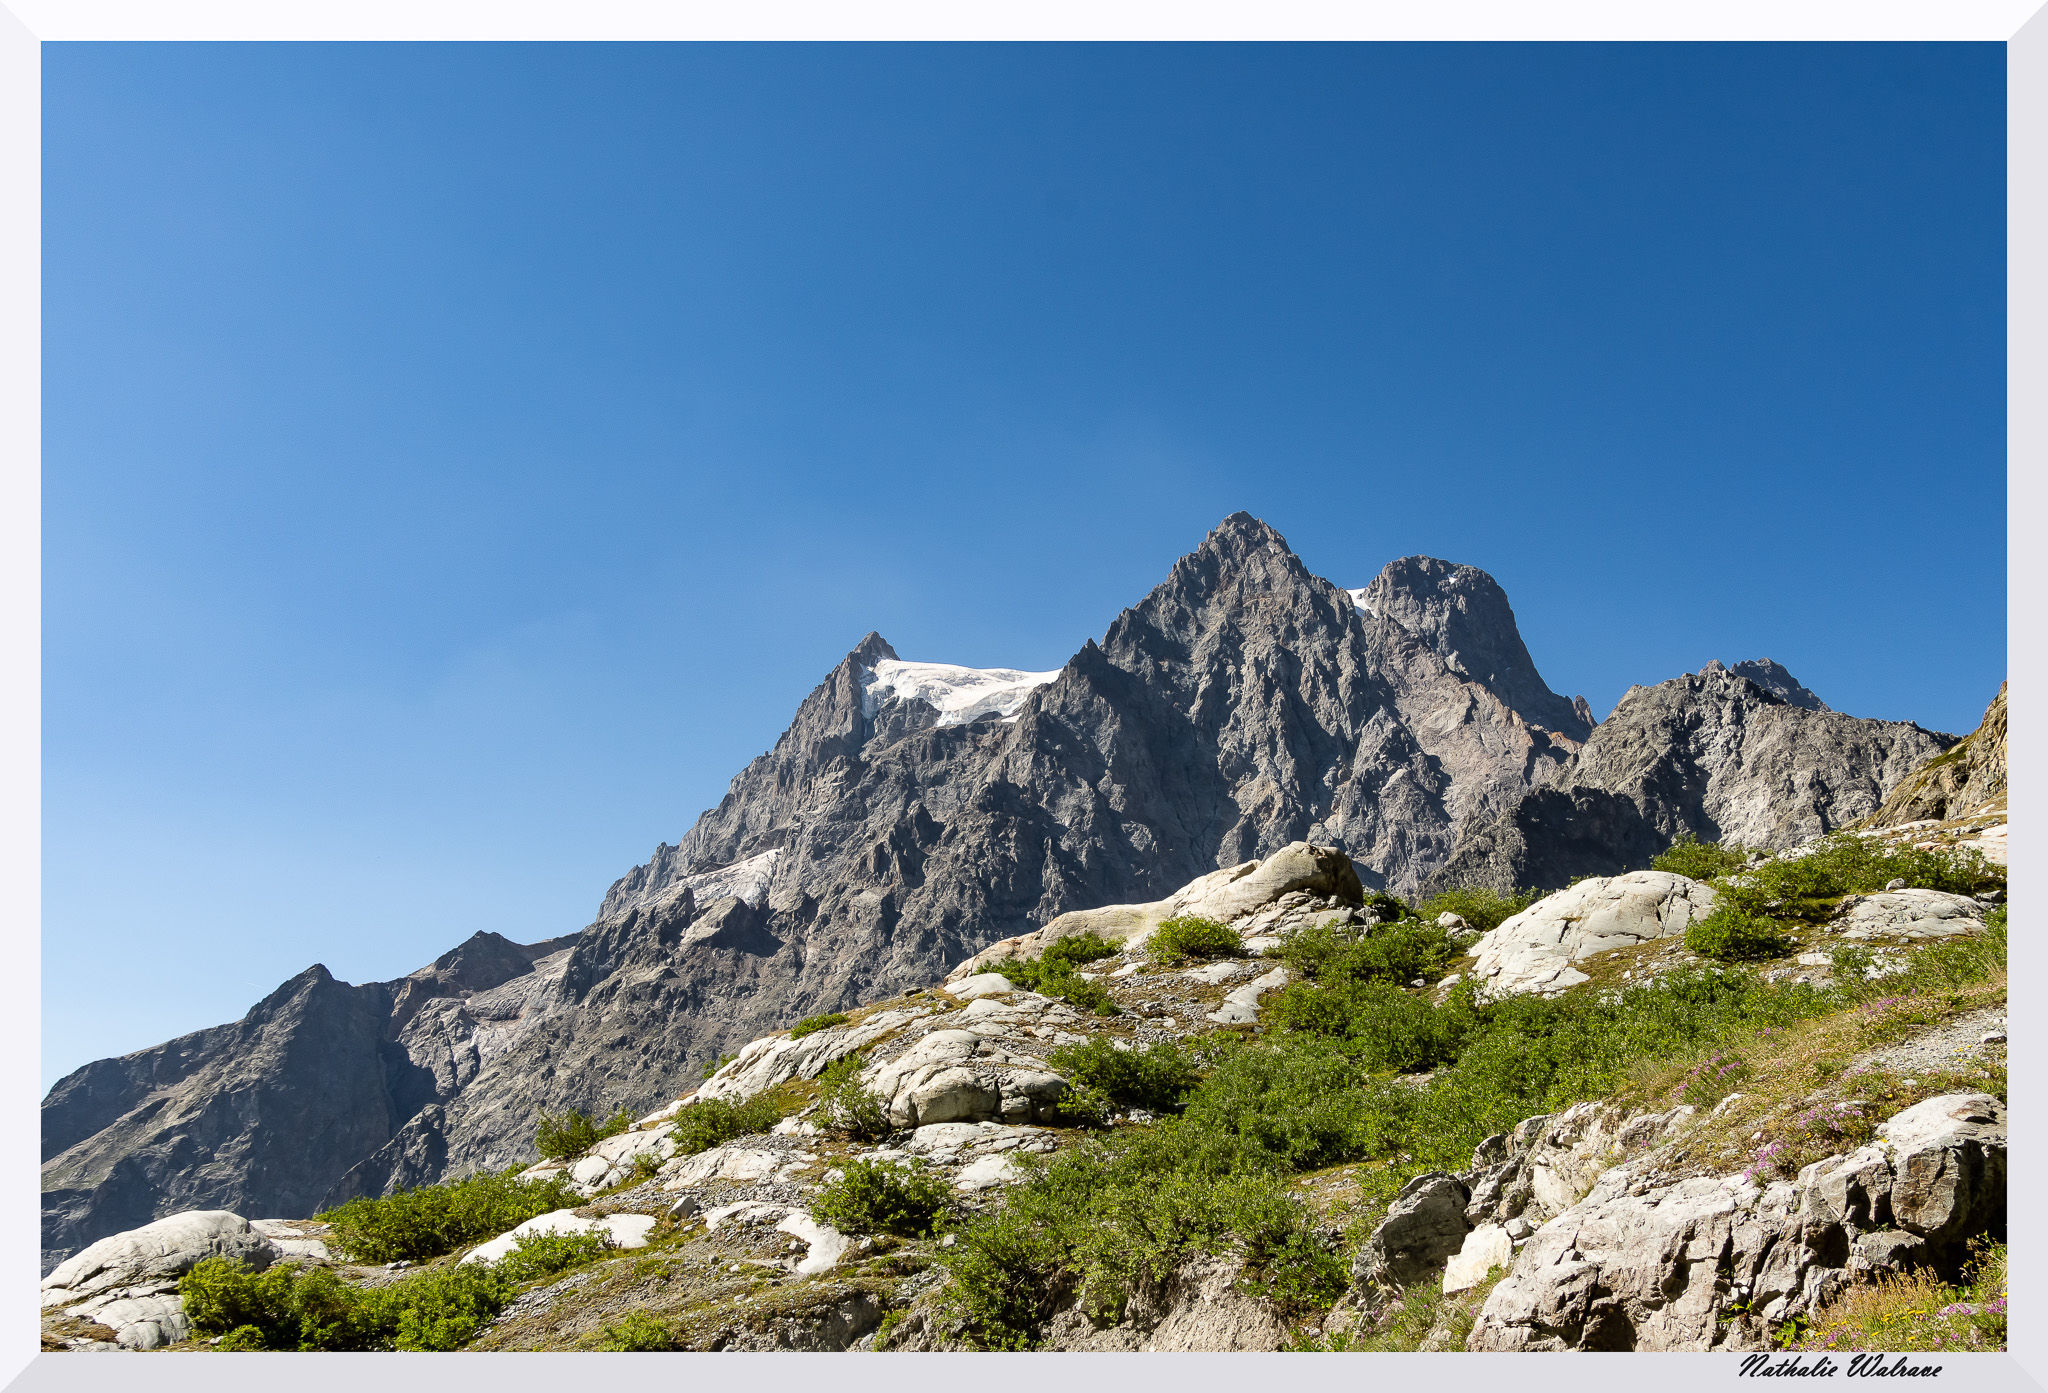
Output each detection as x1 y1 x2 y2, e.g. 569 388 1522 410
42 42 2006 1089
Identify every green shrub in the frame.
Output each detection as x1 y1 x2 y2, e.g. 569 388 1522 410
319 1167 584 1265
592 1309 676 1351
1275 916 1461 989
1716 833 2002 918
1414 886 1538 935
1653 834 1751 881
1361 890 1413 923
811 1159 952 1237
1147 916 1244 965
818 1055 892 1140
1684 905 1796 962
495 1228 616 1284
789 1012 850 1039
533 1106 634 1160
1002 932 1124 1016
668 1093 788 1155
701 1052 736 1080
180 1254 522 1351
1047 1037 1201 1115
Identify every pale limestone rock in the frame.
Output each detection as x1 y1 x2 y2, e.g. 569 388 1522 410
1832 890 1984 942
949 974 1017 1000
662 1145 785 1187
42 1211 278 1307
1469 872 1718 997
1442 1223 1514 1294
774 1211 850 1275
1206 967 1290 1025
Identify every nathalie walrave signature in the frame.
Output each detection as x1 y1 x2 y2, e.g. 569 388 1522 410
1738 1354 1948 1379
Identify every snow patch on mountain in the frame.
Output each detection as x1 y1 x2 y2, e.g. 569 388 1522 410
860 659 1060 728
683 850 780 910
1347 587 1377 617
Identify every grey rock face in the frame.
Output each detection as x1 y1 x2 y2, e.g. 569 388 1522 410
1352 1171 1472 1292
1431 663 1953 893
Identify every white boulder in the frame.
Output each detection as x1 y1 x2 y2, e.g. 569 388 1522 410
1832 890 1984 942
43 1211 279 1307
861 1029 1067 1129
1470 872 1718 997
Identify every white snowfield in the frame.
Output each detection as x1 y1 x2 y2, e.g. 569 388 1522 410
682 849 781 911
860 658 1060 727
1347 587 1377 616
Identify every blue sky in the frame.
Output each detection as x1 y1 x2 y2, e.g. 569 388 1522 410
42 42 2005 1087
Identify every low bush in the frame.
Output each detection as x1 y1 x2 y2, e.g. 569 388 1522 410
1147 916 1245 966
668 1093 788 1156
1716 833 2001 919
319 1167 584 1265
701 1052 737 1080
1652 834 1751 881
818 1054 892 1140
1684 905 1796 962
533 1106 634 1161
1414 886 1537 935
1002 932 1123 1016
495 1228 616 1284
811 1158 953 1237
592 1309 676 1351
181 1254 519 1351
1275 916 1462 989
1360 890 1412 923
789 1012 849 1039
1047 1037 1202 1116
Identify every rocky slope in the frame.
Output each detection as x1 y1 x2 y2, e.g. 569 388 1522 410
1429 661 1954 894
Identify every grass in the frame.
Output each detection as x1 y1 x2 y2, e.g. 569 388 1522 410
318 1167 585 1265
1790 1244 2006 1353
812 1159 954 1238
789 1012 850 1040
534 1106 634 1160
1147 916 1246 966
590 1309 678 1350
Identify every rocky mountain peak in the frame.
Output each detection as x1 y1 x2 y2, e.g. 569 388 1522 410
1358 556 1590 740
1728 658 1831 712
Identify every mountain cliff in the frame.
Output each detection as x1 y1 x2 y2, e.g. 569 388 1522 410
1427 660 1954 893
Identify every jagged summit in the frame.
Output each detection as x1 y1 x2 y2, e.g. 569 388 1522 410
1724 658 1831 712
1354 556 1592 741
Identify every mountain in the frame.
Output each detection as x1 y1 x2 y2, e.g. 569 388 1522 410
1427 659 1954 893
39 932 575 1275
40 513 1806 1268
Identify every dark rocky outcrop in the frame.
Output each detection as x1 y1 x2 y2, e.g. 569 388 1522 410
1429 661 1954 893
